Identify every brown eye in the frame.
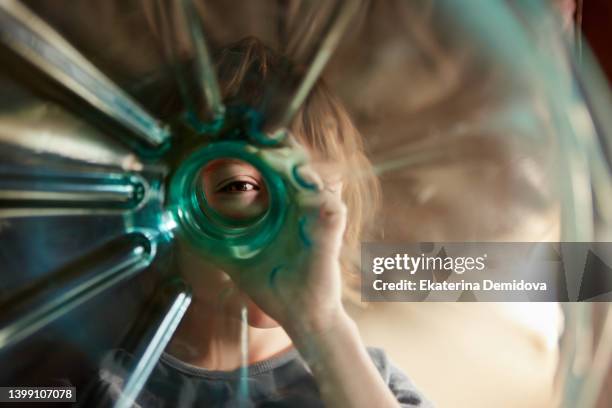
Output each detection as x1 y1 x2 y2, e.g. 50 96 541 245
201 159 269 220
217 181 260 193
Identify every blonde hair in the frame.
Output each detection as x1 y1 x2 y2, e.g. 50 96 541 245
214 37 381 288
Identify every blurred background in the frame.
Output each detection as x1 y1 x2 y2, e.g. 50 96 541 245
0 1 611 407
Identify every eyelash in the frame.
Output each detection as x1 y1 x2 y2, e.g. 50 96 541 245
216 180 260 193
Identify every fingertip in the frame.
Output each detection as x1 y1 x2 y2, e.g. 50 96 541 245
308 193 347 253
318 192 347 225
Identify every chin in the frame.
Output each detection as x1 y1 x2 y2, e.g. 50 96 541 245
246 302 281 329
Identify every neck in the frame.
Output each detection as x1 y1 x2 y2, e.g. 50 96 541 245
165 299 292 371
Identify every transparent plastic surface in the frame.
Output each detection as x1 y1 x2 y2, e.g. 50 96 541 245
0 0 611 407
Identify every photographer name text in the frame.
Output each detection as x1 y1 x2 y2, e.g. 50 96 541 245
370 254 547 292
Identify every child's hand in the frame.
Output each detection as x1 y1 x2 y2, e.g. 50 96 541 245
207 140 348 336
236 177 346 334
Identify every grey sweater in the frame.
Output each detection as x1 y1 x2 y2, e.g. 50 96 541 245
85 347 433 407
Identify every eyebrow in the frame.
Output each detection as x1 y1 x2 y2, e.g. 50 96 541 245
204 159 252 173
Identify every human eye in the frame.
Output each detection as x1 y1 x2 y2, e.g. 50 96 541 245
216 179 260 193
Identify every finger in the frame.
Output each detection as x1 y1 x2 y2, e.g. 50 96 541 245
305 189 347 256
255 136 310 182
293 163 324 192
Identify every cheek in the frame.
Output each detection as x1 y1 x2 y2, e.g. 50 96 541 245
208 192 269 219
